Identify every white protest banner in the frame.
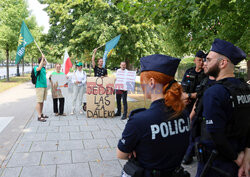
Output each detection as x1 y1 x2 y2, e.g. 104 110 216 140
86 77 115 118
115 69 136 92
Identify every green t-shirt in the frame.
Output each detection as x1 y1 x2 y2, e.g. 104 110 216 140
34 66 47 88
51 71 65 75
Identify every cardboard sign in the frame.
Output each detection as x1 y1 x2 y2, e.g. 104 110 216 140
86 77 115 118
115 69 136 92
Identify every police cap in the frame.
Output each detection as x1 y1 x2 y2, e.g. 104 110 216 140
140 54 180 77
195 50 206 58
211 38 246 65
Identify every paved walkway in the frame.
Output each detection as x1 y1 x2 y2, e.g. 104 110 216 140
0 82 197 177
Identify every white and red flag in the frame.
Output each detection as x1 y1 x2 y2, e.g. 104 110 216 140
63 50 72 74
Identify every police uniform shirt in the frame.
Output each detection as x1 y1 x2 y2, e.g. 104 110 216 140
94 66 107 77
118 99 190 170
202 78 247 152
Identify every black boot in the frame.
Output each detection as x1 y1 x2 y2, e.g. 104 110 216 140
182 155 193 165
121 114 127 120
115 112 121 116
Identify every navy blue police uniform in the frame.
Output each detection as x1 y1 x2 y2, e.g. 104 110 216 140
117 54 191 177
195 39 250 177
181 50 207 113
182 51 207 165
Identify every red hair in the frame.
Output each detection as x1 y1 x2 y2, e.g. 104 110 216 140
140 71 185 117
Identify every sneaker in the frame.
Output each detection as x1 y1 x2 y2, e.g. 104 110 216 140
70 109 75 115
55 113 59 116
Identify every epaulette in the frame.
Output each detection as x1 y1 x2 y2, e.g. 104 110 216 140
129 108 147 118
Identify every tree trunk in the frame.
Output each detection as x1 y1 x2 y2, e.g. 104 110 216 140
125 58 131 70
247 60 250 81
22 57 25 76
6 46 9 82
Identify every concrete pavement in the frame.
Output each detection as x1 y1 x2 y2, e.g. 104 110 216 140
0 82 197 177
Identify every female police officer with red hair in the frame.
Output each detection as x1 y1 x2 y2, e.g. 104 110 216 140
117 54 190 177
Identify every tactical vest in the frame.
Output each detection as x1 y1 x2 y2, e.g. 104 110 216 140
198 79 250 140
216 79 250 138
182 67 206 93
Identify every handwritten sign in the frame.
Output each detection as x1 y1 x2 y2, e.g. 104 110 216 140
115 69 136 92
86 77 115 118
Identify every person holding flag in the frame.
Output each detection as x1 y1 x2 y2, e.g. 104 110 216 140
34 55 48 122
92 49 108 77
15 21 48 122
91 34 121 77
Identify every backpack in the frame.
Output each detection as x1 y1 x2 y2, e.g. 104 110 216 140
31 68 40 85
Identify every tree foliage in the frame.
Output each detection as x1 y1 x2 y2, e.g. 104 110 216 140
39 0 169 69
116 0 249 57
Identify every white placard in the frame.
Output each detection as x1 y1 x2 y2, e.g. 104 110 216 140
115 69 136 92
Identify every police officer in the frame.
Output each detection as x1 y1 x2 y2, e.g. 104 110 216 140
182 50 207 113
195 38 250 177
182 50 207 165
117 54 190 177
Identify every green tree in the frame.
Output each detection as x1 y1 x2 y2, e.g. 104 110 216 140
117 0 250 78
39 0 169 70
0 0 29 81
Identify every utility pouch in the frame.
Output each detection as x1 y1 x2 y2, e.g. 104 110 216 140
121 156 144 177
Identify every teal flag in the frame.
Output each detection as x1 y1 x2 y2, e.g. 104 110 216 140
102 34 121 67
15 21 34 64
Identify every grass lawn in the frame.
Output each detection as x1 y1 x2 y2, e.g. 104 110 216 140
119 94 151 116
0 68 55 93
0 74 31 93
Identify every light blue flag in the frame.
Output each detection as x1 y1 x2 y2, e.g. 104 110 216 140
102 34 121 67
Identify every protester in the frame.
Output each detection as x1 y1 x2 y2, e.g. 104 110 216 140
195 39 249 177
34 55 48 122
49 63 66 116
70 62 87 115
92 48 108 77
117 54 190 177
115 61 128 120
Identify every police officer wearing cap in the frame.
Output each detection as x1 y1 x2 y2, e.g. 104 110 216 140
117 54 190 177
182 50 207 165
182 50 207 113
195 39 250 177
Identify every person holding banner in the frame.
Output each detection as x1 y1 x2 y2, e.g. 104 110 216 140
92 48 108 77
117 54 190 177
35 55 48 122
71 62 87 115
49 63 66 116
115 62 128 120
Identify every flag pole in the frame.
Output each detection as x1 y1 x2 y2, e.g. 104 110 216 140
96 43 105 50
34 40 48 63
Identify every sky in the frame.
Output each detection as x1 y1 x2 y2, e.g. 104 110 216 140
27 0 50 33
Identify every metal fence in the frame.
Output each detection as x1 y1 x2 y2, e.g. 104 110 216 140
0 65 53 80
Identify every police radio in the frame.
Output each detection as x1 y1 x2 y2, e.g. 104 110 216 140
182 74 196 93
